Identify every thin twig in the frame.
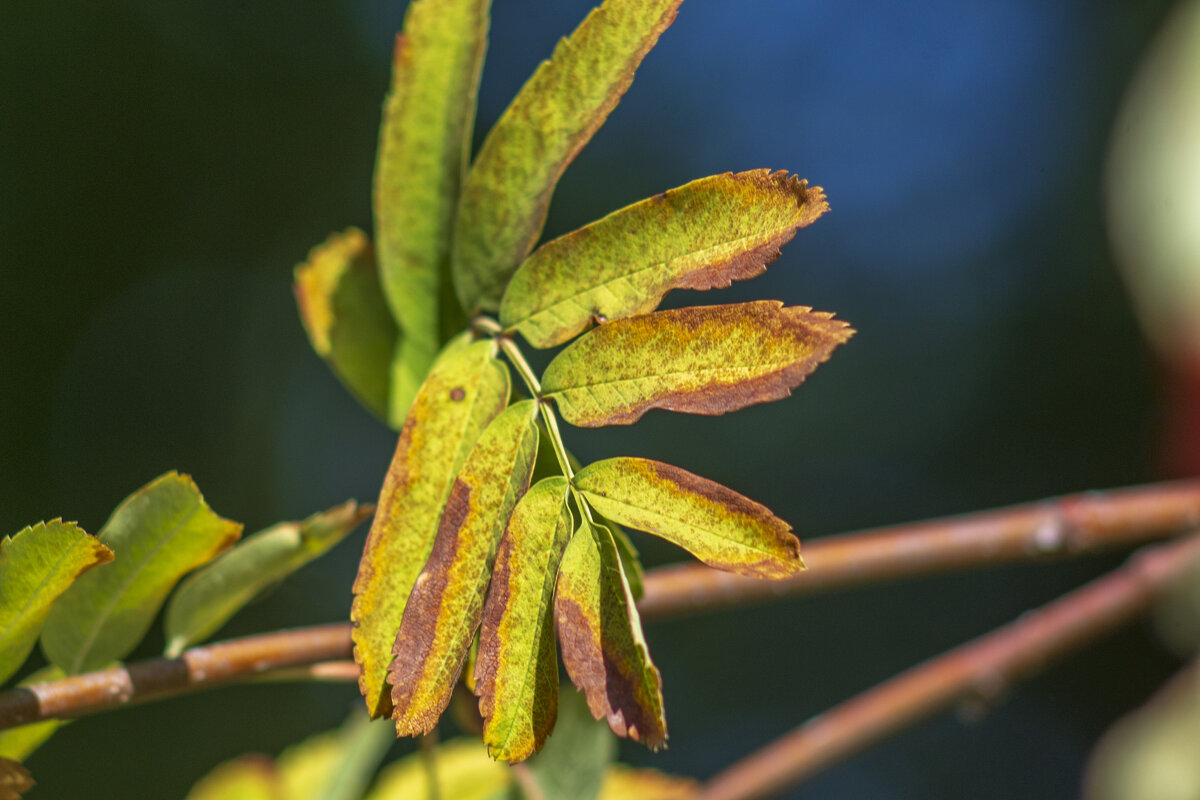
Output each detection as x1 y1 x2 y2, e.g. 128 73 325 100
697 532 1200 800
638 479 1200 618
1 481 1198 731
0 624 351 729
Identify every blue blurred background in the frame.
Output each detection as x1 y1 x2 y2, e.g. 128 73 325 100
0 0 1184 796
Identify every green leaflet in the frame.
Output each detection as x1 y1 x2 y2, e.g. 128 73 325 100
40 473 242 675
294 228 399 424
530 419 645 598
0 521 113 684
573 458 802 579
164 501 373 657
475 476 572 762
352 337 511 719
0 667 65 762
500 171 829 348
556 521 665 749
452 0 683 313
389 400 539 736
278 714 394 800
542 301 854 427
598 765 699 800
521 688 618 800
184 756 279 800
365 738 511 800
375 0 491 351
388 334 439 429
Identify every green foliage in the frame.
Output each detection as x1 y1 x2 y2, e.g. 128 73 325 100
40 473 242 674
0 521 113 684
164 501 373 657
285 0 849 763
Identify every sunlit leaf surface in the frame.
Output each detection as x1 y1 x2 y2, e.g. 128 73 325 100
40 473 241 674
542 301 853 427
352 337 510 718
0 521 112 684
294 228 399 424
475 476 572 762
164 501 372 657
556 520 666 749
501 171 828 348
375 0 491 352
574 458 802 579
452 0 683 312
390 400 539 735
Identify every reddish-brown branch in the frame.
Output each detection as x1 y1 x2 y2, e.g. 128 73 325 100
698 532 1200 800
638 479 1200 619
0 625 352 729
1 480 1198 732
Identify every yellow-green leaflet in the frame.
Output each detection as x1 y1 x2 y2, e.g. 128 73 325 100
294 228 399 425
599 765 700 800
389 400 538 736
0 521 112 684
475 476 572 762
163 501 373 657
364 738 511 800
452 0 683 313
40 473 241 675
352 337 510 718
542 301 854 427
573 458 802 579
277 714 394 800
501 171 829 348
184 756 279 800
0 666 66 762
375 0 491 354
556 521 666 749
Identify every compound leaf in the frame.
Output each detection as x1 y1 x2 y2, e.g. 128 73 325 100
352 337 510 718
573 458 802 579
452 0 683 313
389 400 539 736
0 521 113 685
294 228 399 424
475 476 572 762
375 0 491 352
556 521 666 749
40 473 242 674
501 171 829 348
542 301 853 427
164 501 373 657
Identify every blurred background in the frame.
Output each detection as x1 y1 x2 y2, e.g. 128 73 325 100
1 0 1197 797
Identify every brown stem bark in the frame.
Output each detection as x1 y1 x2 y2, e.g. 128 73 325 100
1 480 1197 732
697 532 1200 800
638 479 1200 618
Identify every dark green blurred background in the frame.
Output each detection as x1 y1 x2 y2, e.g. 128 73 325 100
0 1 1185 797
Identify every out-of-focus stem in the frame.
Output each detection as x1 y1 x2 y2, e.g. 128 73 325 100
698 533 1200 800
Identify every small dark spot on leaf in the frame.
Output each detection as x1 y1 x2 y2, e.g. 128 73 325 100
450 387 466 402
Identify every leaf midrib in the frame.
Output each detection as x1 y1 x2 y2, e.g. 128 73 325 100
513 227 780 330
547 360 795 396
493 508 564 756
